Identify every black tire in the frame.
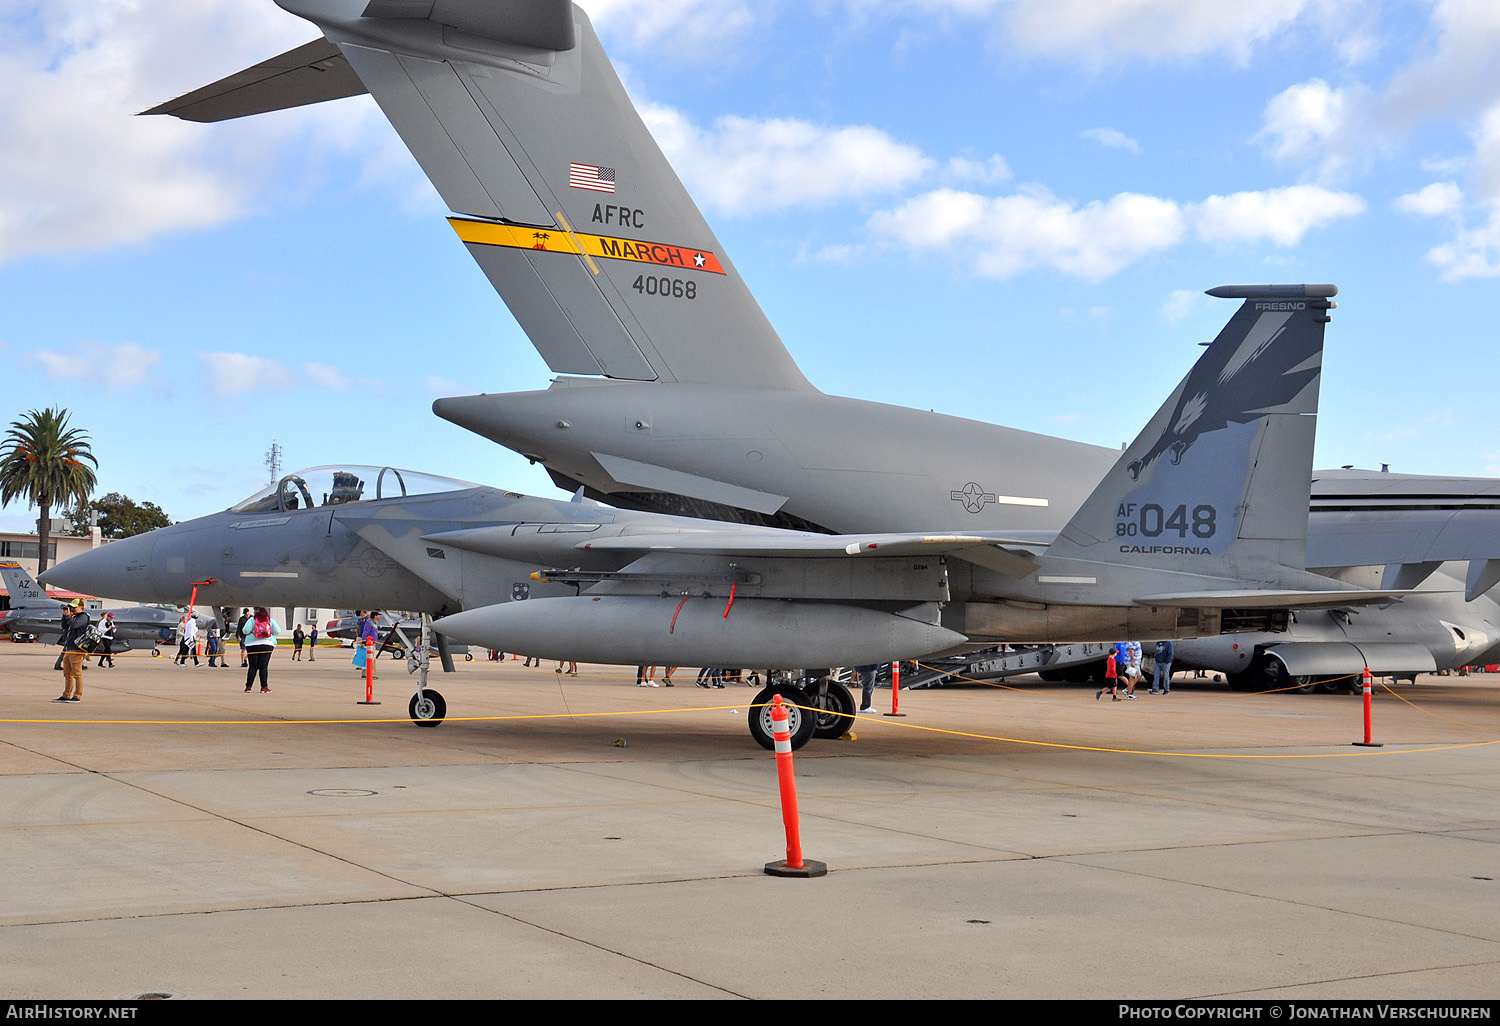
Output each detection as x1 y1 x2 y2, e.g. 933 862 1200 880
748 684 816 751
1226 671 1257 692
804 679 857 739
409 689 446 727
464 653 473 662
1038 669 1065 683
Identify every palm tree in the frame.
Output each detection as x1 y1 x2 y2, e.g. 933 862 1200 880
0 408 98 575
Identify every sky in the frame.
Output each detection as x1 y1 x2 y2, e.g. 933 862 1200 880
2 0 1499 531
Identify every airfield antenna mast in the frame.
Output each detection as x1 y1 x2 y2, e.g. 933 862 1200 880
265 440 282 483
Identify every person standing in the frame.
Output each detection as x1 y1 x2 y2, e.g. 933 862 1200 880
242 607 280 693
236 608 251 667
1150 640 1175 695
292 624 305 661
307 624 318 661
855 664 879 713
353 611 378 677
55 600 90 702
96 612 117 668
175 614 201 666
206 624 223 667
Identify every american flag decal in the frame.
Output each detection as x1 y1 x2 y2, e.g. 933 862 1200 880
568 162 616 193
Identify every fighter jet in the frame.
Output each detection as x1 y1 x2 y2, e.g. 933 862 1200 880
142 1 1500 691
43 296 1437 747
0 561 214 652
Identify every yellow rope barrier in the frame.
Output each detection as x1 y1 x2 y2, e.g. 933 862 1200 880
8 695 1498 761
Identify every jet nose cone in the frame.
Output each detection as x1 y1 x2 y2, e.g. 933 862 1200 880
40 532 159 601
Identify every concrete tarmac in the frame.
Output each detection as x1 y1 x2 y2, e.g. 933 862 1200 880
2 644 1498 1000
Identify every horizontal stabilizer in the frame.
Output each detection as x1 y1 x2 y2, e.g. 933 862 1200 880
1134 588 1433 609
140 39 367 122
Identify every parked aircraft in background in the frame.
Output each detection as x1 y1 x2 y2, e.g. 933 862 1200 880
0 561 214 652
145 0 1500 691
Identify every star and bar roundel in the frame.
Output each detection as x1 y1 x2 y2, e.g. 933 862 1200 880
449 217 726 275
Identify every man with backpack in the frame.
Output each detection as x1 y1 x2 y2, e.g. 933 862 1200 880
54 599 91 703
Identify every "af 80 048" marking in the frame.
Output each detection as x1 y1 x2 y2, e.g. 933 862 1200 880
1115 502 1217 538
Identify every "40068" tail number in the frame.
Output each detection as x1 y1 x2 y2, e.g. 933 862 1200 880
632 275 696 299
1115 503 1216 538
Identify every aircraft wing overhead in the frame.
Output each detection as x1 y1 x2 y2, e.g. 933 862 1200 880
140 39 368 122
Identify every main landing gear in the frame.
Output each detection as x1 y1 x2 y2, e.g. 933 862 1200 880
747 673 857 751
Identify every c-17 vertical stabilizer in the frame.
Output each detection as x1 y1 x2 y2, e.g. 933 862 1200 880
148 0 811 392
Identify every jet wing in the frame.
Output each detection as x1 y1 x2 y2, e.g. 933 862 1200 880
140 39 368 122
575 530 1052 577
1133 588 1436 609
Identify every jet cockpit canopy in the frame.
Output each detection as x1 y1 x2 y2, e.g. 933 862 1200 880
229 466 479 514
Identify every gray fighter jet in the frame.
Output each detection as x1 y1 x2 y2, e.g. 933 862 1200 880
143 1 1500 691
0 560 214 652
42 295 1439 747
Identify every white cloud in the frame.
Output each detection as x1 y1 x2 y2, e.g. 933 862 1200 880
1259 79 1349 165
196 351 297 394
1189 185 1365 246
1081 128 1141 154
1395 182 1464 219
943 155 1013 184
1161 289 1200 324
26 341 163 390
868 186 1186 280
587 0 755 52
1402 105 1500 280
0 1 423 267
641 104 933 214
998 0 1311 65
0 1 314 265
1425 209 1500 280
866 183 1363 280
302 363 352 390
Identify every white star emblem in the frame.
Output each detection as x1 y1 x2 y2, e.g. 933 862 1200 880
693 252 705 268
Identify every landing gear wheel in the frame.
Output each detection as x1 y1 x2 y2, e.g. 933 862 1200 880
464 653 473 661
748 684 816 751
804 680 857 739
409 689 446 727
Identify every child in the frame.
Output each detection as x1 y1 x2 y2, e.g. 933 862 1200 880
1096 651 1121 701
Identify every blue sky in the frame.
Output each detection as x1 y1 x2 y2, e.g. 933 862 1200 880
3 0 1499 531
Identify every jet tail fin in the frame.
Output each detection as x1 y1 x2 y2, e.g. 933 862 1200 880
1047 284 1336 577
0 560 52 608
150 0 812 392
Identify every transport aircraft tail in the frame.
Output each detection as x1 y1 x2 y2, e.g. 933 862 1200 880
145 0 812 392
1046 285 1335 584
0 560 52 609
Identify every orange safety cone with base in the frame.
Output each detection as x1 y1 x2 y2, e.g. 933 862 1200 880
357 637 381 706
1352 666 1381 747
883 660 907 717
763 694 827 878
